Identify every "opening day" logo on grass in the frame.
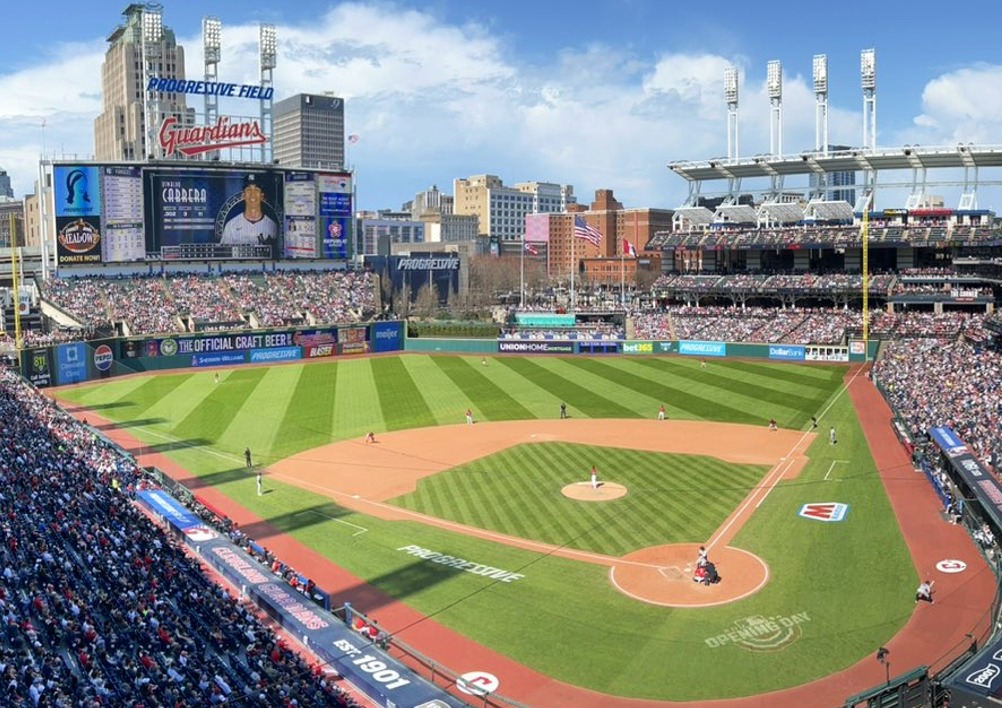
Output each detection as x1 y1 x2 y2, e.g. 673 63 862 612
705 612 811 652
798 502 849 522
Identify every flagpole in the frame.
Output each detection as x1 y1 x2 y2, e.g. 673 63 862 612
620 241 625 309
520 233 525 309
570 218 575 312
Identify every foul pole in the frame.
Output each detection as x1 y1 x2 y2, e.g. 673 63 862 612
861 201 870 357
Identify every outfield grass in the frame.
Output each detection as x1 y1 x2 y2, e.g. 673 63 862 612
56 355 917 700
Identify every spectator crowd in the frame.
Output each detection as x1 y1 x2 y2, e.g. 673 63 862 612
40 270 377 336
0 369 363 706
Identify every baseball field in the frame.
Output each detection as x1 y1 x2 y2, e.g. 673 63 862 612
57 354 920 702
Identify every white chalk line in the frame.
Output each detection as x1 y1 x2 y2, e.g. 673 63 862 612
706 365 865 552
824 460 850 481
295 509 368 536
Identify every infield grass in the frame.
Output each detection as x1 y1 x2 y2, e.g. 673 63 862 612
55 354 917 700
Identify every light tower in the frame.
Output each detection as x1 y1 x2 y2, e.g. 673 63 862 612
767 60 783 158
724 66 739 162
813 54 829 156
861 48 877 152
141 4 164 160
202 17 222 161
259 24 277 163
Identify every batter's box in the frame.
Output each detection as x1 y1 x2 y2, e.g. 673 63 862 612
657 566 686 581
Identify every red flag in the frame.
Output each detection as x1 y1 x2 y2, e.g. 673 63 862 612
623 239 637 257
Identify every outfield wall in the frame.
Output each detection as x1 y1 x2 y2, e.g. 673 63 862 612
22 321 406 388
405 336 879 361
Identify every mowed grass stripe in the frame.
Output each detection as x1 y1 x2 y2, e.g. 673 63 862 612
369 357 437 431
332 359 383 440
495 358 638 419
272 363 337 458
726 360 846 390
430 356 535 421
172 368 266 442
630 359 821 427
632 358 819 420
569 358 757 423
397 356 473 425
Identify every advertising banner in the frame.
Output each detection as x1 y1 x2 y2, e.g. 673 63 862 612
339 326 369 355
146 169 284 258
54 166 102 218
318 173 352 259
191 352 247 368
622 341 655 355
678 340 726 357
249 347 301 363
371 321 403 353
303 343 336 358
25 348 53 388
657 341 677 354
768 345 805 361
55 342 88 385
498 340 574 354
156 331 299 356
56 216 103 264
320 216 350 259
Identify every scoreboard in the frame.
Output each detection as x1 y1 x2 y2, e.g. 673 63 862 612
48 162 353 267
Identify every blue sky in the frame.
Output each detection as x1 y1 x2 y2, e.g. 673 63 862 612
3 0 1002 211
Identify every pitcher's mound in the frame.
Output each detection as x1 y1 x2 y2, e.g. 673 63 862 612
561 482 628 501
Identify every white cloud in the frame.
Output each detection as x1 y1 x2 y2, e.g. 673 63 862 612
904 63 1002 145
0 3 998 212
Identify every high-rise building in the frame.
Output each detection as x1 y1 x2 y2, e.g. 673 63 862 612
808 144 856 204
272 93 345 170
94 4 192 161
0 168 13 199
453 174 575 242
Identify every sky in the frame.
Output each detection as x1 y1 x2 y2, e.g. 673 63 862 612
3 0 1002 211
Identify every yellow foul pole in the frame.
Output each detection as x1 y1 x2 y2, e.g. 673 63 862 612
861 200 869 355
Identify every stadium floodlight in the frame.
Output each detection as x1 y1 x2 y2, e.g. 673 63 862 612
724 66 739 105
813 54 828 95
203 17 221 63
767 60 782 100
861 48 876 90
260 23 277 70
142 6 163 44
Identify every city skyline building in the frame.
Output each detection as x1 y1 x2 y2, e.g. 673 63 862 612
94 4 192 161
453 174 575 242
272 92 345 170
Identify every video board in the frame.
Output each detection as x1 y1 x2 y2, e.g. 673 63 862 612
51 162 353 266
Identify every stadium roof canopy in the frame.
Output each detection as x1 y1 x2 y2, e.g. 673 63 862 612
667 145 1002 183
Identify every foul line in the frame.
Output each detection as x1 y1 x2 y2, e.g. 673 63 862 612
705 365 865 552
295 510 368 537
824 460 850 481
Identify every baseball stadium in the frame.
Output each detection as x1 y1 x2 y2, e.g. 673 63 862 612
4 17 1002 708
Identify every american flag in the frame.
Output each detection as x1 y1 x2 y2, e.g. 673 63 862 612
623 239 638 257
347 134 360 144
524 241 539 256
573 215 602 247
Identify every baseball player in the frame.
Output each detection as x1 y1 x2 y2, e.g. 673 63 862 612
590 465 599 489
465 409 474 425
256 471 263 496
658 405 666 421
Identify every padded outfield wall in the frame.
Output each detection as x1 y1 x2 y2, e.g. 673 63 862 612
20 321 406 388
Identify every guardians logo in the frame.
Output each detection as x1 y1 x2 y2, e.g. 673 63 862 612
704 612 811 652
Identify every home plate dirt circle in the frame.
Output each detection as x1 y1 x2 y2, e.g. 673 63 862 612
611 543 770 607
561 482 628 501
